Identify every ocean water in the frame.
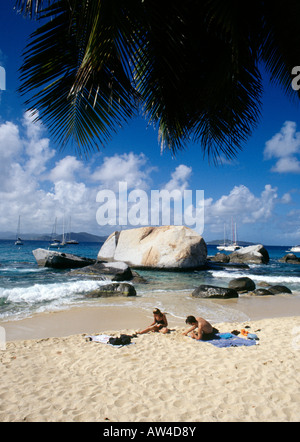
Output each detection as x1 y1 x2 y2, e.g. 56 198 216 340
0 241 300 324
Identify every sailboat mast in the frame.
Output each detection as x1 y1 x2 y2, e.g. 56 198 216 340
62 217 65 244
234 222 238 245
17 215 21 238
15 215 24 245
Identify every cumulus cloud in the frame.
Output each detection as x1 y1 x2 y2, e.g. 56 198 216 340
205 184 278 225
0 113 96 233
264 121 300 173
0 120 22 156
23 115 56 178
0 115 157 235
0 111 293 240
163 164 192 192
281 192 292 204
0 121 24 191
47 156 85 183
270 156 300 174
91 152 153 191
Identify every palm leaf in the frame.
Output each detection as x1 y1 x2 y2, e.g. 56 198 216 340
19 0 140 153
17 0 300 159
15 0 50 16
134 0 262 160
260 1 300 102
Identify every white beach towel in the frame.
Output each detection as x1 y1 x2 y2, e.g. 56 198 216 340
87 334 112 344
86 334 135 347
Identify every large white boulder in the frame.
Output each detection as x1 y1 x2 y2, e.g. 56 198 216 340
229 244 269 264
98 226 207 269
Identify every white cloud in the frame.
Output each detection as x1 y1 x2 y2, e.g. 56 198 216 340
281 192 292 204
270 156 300 173
205 184 278 225
0 121 25 192
264 121 300 173
0 112 294 242
91 152 153 190
0 113 97 233
47 156 85 183
0 121 22 156
164 164 192 192
0 115 158 235
22 110 44 139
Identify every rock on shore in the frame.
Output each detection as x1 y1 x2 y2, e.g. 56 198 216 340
227 277 292 296
228 277 256 293
32 248 96 269
279 254 300 264
98 226 207 270
192 285 239 299
85 282 136 298
229 244 269 264
70 261 146 283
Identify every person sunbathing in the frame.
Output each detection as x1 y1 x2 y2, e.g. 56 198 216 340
183 316 217 340
137 308 169 334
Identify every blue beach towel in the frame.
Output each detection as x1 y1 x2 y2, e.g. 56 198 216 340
201 333 257 348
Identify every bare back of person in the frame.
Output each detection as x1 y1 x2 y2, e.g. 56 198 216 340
197 317 213 334
183 315 214 340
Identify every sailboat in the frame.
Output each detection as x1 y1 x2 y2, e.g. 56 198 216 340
15 216 24 245
49 218 66 249
66 237 79 245
66 217 79 244
60 217 66 247
224 220 240 251
286 245 300 253
217 220 240 252
217 224 227 251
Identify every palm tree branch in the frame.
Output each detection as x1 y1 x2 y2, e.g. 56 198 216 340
17 0 300 158
19 0 139 152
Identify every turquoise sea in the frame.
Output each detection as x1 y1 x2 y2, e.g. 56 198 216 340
0 240 300 324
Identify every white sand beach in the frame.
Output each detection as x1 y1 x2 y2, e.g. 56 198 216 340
1 307 300 422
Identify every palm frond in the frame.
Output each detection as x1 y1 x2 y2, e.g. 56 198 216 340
260 1 300 102
17 0 300 159
15 0 51 17
19 0 139 153
134 0 262 159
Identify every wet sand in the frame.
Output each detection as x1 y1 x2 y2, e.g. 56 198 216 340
1 293 300 341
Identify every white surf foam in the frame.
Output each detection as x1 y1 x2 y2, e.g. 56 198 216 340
0 279 113 304
210 270 300 285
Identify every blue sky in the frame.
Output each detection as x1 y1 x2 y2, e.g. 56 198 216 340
1 2 300 245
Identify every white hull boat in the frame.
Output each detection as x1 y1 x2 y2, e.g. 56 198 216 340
286 245 300 253
217 221 240 252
